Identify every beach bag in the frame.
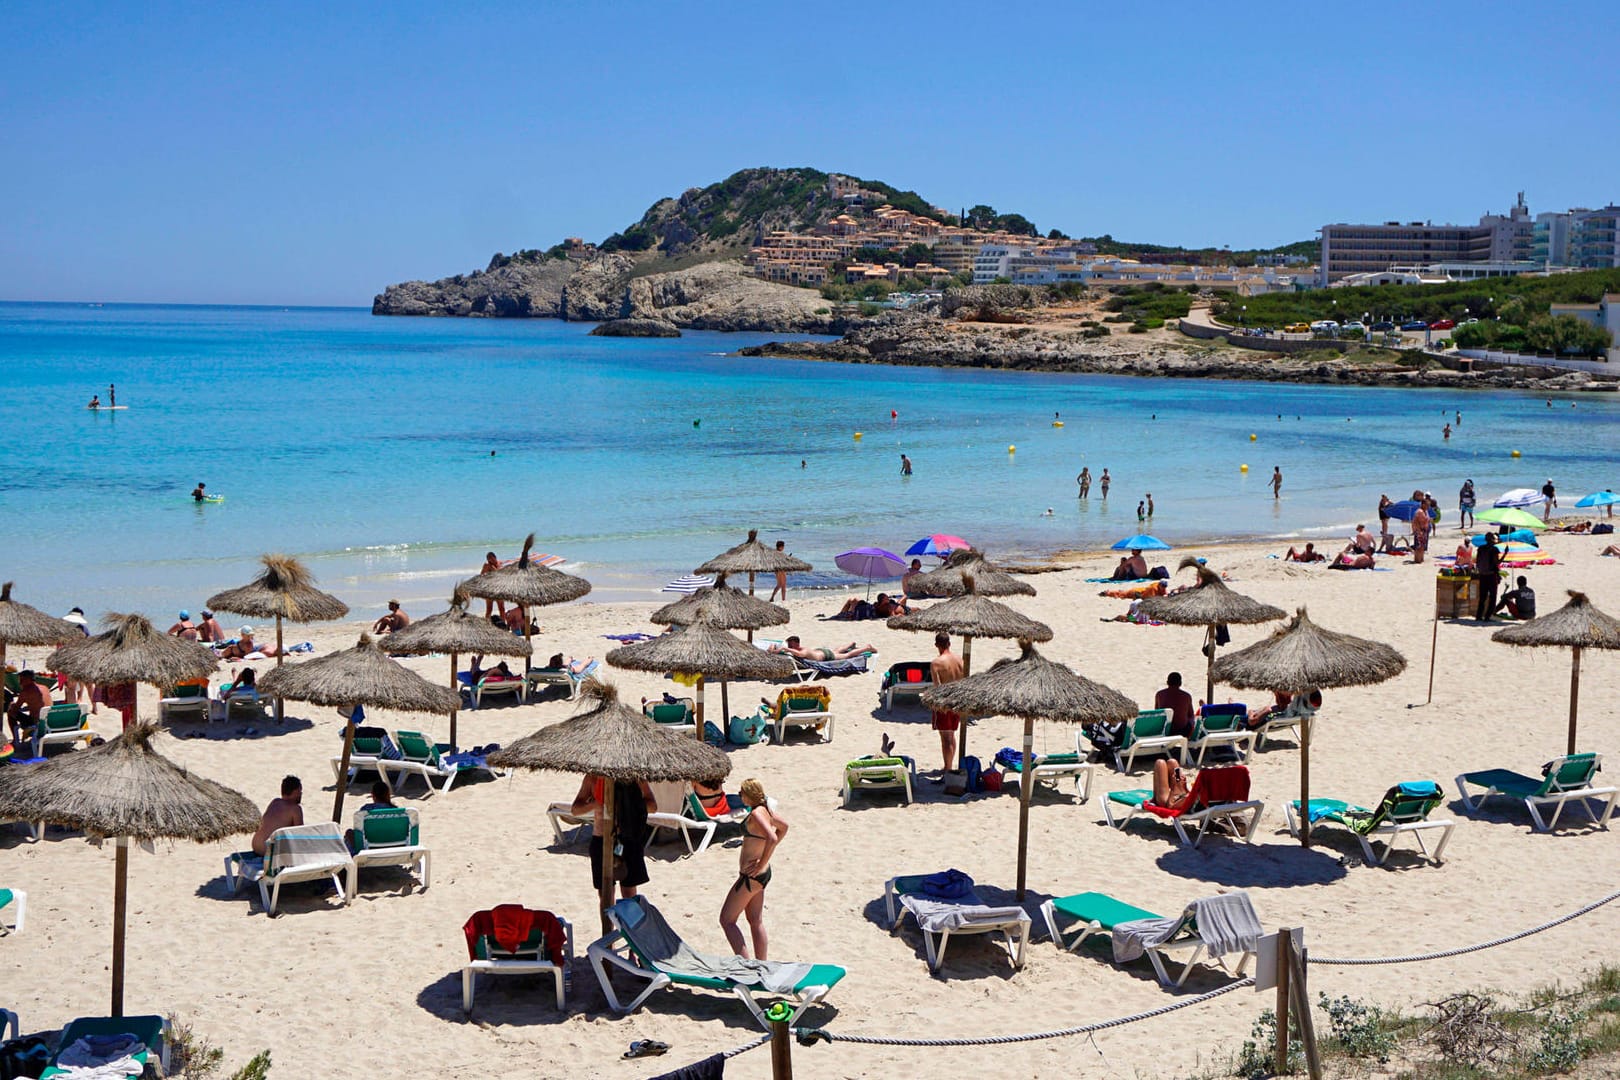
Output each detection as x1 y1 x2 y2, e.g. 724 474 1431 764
943 769 968 796
1149 565 1170 580
982 769 1003 793
728 711 767 746
962 755 984 793
1595 523 1614 534
702 720 726 747
0 1034 49 1079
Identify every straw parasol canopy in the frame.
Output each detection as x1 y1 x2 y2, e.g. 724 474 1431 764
922 639 1136 898
455 534 592 672
1136 558 1285 701
206 554 349 721
904 549 1037 599
48 613 218 727
384 590 533 748
0 581 82 667
694 529 812 595
0 722 257 1016
1212 607 1407 846
650 573 789 631
888 574 1053 769
1492 591 1620 754
258 632 459 822
489 679 730 927
608 614 794 740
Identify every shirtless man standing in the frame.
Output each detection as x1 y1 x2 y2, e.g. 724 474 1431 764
929 633 966 774
250 776 304 856
1271 467 1283 499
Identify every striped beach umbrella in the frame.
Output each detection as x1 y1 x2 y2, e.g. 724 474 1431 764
663 574 715 594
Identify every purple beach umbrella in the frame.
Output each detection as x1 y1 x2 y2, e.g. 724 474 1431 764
835 547 906 599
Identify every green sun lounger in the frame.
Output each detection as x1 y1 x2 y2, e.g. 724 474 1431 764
1283 781 1455 865
40 1015 170 1078
0 887 23 933
1039 891 1254 987
1456 753 1617 832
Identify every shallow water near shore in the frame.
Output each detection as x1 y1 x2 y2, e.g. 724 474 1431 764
2 300 1616 621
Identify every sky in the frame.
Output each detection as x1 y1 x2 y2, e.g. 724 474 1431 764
2 1 1616 306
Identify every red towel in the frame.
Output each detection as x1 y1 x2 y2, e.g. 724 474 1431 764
1146 766 1250 818
463 905 567 966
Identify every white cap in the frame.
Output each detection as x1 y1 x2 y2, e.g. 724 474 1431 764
240 625 254 636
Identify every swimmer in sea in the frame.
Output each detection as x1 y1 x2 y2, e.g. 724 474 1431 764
89 394 101 409
192 482 208 502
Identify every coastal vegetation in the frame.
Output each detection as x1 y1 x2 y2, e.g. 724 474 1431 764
1102 282 1194 330
1213 268 1620 336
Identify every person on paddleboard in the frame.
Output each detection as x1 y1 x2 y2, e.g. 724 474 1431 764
192 482 208 501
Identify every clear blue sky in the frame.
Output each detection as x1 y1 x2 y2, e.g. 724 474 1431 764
3 1 1615 306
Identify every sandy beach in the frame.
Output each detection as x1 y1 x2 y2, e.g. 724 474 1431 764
4 529 1620 1078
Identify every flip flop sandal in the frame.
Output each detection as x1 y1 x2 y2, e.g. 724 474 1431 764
624 1040 670 1059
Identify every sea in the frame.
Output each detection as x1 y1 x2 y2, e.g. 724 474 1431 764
2 301 1616 624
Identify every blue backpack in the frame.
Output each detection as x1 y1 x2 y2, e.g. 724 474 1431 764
962 755 984 794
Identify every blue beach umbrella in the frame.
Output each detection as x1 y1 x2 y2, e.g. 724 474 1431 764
1110 535 1171 551
1471 530 1538 547
835 547 906 599
1384 500 1422 522
1575 490 1618 508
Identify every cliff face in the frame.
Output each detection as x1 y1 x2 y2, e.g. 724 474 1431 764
374 256 848 333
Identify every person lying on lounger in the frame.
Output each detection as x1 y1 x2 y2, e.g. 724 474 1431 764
768 636 875 661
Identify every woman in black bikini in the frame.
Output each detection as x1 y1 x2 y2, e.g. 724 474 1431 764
719 778 787 960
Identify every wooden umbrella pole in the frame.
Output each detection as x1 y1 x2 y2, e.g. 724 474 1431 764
332 713 357 823
1426 610 1439 705
1298 719 1311 848
1204 625 1217 705
448 651 459 750
748 572 756 597
1016 718 1034 900
694 676 705 743
111 836 129 1017
599 776 618 935
958 635 974 770
522 606 532 675
1568 646 1582 755
720 679 729 734
273 615 285 723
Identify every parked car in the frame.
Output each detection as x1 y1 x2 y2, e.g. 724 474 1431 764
1283 322 1311 334
1340 321 1366 334
1310 320 1339 332
1371 320 1396 331
1400 320 1429 331
1462 317 1479 324
1430 318 1456 330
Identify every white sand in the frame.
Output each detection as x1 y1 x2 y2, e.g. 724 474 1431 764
4 532 1620 1077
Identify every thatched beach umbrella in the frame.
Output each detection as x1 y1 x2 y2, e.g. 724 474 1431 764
1212 607 1407 846
695 529 812 597
456 534 591 674
650 574 789 721
258 633 459 822
207 554 350 722
489 680 729 929
608 613 794 741
924 640 1136 898
384 590 533 749
0 580 82 673
1492 591 1620 755
1136 558 1285 702
48 613 218 730
0 723 257 1016
904 549 1037 599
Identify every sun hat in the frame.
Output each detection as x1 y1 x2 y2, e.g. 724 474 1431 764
63 610 87 626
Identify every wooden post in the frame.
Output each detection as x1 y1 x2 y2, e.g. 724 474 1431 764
111 837 129 1017
720 679 730 732
521 605 532 675
598 776 618 935
694 676 705 743
957 634 974 770
273 615 285 722
769 1002 795 1079
1204 625 1217 705
1274 927 1291 1076
1016 718 1034 900
448 651 459 750
1288 935 1322 1079
1567 647 1582 755
1425 610 1439 705
1298 719 1311 847
332 713 357 823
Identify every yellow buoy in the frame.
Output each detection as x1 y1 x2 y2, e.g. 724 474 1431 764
1240 464 1249 472
1249 433 1257 441
1008 445 1016 453
1052 421 1064 428
1511 449 1521 457
853 432 862 440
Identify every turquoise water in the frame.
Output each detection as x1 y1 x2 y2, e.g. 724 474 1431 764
2 301 1616 621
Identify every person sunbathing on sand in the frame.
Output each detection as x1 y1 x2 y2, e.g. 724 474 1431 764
769 636 875 661
1603 544 1620 557
1284 543 1324 563
1332 551 1375 570
220 627 277 660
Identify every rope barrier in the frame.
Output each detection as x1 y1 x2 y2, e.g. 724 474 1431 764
721 1034 769 1059
797 976 1254 1048
1311 886 1620 966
